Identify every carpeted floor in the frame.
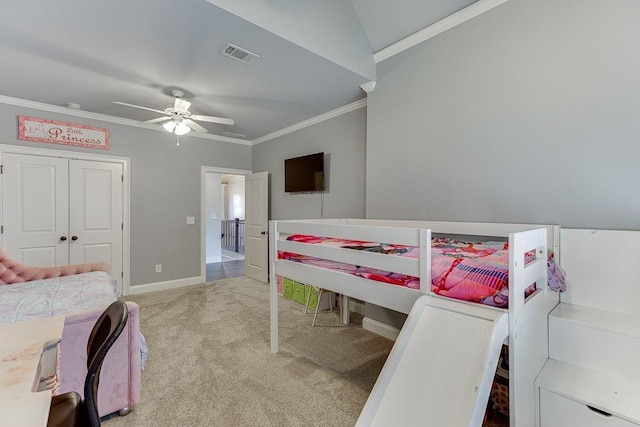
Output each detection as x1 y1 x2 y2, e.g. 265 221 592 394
103 276 508 426
103 276 395 426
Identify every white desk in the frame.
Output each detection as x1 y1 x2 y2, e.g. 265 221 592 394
0 316 65 427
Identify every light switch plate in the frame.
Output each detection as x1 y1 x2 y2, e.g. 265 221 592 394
186 216 195 224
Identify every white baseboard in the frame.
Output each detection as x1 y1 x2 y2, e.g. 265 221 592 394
127 276 203 295
362 317 400 342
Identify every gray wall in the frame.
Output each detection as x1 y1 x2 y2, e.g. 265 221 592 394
252 107 367 220
0 103 251 287
364 0 640 329
366 0 640 231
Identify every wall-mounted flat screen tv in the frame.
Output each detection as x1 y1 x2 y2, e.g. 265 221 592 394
284 152 325 192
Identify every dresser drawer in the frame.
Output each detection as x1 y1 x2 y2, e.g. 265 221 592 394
540 389 639 427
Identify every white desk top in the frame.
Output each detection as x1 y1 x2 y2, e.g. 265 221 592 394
0 316 65 427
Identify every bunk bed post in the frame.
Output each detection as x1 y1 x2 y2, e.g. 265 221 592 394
269 220 278 353
508 227 559 427
419 228 431 295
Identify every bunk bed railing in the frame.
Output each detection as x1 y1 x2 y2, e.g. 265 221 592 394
275 219 425 247
277 240 420 277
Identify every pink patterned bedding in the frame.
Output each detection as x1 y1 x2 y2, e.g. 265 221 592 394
279 234 565 308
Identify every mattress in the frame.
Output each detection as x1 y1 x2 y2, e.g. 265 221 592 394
0 271 118 323
279 234 566 308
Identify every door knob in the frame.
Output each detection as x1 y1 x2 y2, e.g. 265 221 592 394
261 231 266 235
60 236 67 241
71 236 78 241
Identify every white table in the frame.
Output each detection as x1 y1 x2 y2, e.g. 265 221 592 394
0 316 65 427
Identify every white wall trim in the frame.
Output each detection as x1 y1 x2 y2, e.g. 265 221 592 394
0 95 250 145
252 98 367 145
374 0 512 63
1 94 366 148
0 143 132 296
200 166 252 283
127 276 203 295
362 317 400 341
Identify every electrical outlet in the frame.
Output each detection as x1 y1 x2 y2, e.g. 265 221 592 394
186 216 195 225
155 264 162 273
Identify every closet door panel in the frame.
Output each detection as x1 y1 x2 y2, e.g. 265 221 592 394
69 160 123 285
1 153 69 266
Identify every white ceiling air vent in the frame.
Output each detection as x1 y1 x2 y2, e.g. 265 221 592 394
223 131 247 138
219 43 260 64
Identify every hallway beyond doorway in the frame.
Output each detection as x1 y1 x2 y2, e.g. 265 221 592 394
206 259 244 282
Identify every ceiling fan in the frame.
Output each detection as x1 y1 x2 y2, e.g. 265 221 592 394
113 90 234 135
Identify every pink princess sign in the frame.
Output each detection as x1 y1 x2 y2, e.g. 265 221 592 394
18 116 110 150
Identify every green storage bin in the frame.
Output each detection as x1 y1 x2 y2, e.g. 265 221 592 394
292 281 307 305
305 285 319 310
282 278 294 299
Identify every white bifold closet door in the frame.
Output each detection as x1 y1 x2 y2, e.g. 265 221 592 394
2 153 123 290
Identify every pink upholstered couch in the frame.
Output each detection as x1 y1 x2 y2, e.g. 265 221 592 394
0 250 142 417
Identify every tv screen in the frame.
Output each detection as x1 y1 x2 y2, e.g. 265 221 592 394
284 152 325 192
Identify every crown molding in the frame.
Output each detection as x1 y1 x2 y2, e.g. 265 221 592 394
374 0 511 63
0 94 367 147
252 98 367 145
0 95 251 145
360 81 377 93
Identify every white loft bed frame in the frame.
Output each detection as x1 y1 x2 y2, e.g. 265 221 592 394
269 219 560 427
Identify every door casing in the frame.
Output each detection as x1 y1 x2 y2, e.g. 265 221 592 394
200 166 252 283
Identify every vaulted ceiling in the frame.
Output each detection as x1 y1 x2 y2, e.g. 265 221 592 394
0 0 479 143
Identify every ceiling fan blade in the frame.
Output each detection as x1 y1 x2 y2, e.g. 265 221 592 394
184 119 208 133
113 101 168 115
190 114 235 126
142 116 172 124
174 98 191 113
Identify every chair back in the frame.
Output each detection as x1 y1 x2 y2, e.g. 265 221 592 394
82 300 128 425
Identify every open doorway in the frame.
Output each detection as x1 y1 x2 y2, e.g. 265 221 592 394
220 174 245 259
202 168 249 282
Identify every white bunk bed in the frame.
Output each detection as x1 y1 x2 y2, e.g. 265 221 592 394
269 219 561 427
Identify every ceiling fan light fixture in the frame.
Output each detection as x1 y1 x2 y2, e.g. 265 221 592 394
114 93 233 135
163 121 177 133
174 121 191 136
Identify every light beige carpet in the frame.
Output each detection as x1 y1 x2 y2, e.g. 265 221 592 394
103 276 394 426
103 276 508 426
